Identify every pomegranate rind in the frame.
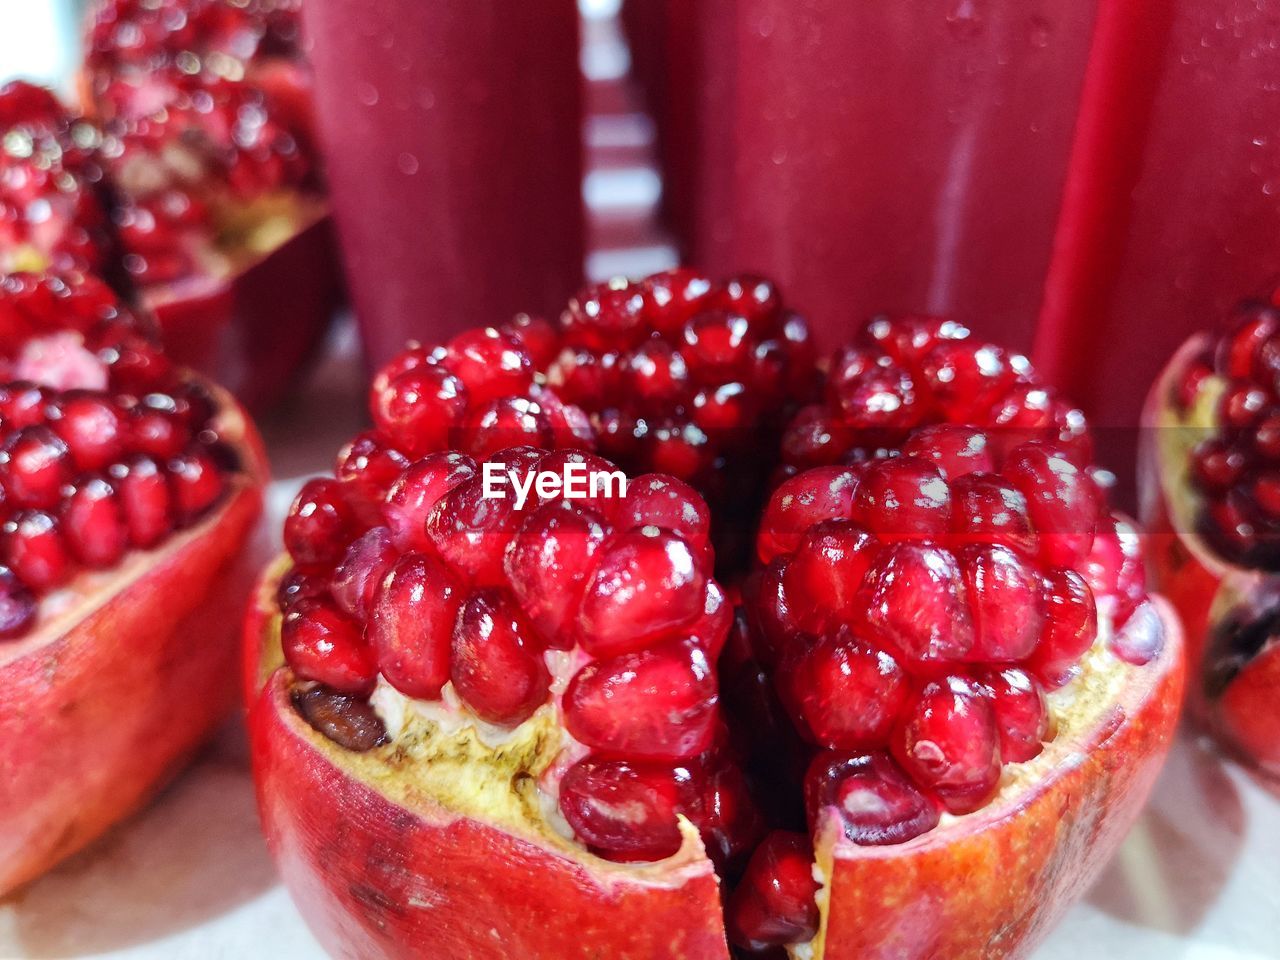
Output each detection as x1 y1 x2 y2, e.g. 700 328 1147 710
813 599 1183 960
0 384 267 894
145 209 340 410
249 671 731 960
1140 333 1280 777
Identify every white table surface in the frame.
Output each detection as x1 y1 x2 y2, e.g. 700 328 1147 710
0 321 1276 960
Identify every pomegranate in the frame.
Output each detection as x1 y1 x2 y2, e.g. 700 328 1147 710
1141 298 1280 781
0 269 266 893
78 0 338 407
247 313 1180 959
367 269 817 565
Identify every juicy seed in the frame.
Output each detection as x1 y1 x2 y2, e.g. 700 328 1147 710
862 543 975 666
504 500 608 642
978 668 1052 762
558 757 693 861
282 598 378 696
62 476 127 568
804 751 940 845
961 544 1044 661
450 589 550 726
0 564 37 637
563 639 719 761
892 675 1002 815
367 554 460 700
725 831 821 951
285 478 359 568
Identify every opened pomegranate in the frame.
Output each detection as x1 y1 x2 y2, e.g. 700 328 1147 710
78 0 338 407
1141 297 1280 781
248 312 1181 959
368 269 816 565
0 269 266 893
0 81 112 278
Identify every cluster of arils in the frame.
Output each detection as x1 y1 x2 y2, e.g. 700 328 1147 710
281 445 765 872
82 0 316 287
1174 300 1280 569
368 269 816 566
781 314 1091 475
0 272 236 638
0 82 112 278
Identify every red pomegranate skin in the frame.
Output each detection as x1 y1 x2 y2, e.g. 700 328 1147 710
250 673 731 960
819 602 1183 960
0 393 266 894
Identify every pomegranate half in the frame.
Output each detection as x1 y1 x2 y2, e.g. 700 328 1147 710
1140 307 1280 781
0 272 267 894
246 308 1182 959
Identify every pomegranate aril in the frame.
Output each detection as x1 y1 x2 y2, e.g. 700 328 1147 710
500 313 558 368
282 598 377 696
370 364 467 457
920 340 1019 423
1216 304 1278 379
558 757 692 861
892 675 1002 815
757 466 859 564
949 472 1035 555
563 279 648 352
115 455 173 548
563 639 718 761
853 456 951 539
576 528 707 658
862 543 974 666
611 473 711 559
0 426 73 510
330 527 397 620
285 478 359 568
687 759 766 877
277 567 329 613
367 553 460 701
450 589 550 726
725 831 820 951
901 424 993 480
1005 441 1101 567
977 668 1051 763
62 476 127 568
1191 439 1247 494
382 452 476 552
804 751 940 845
443 327 534 405
504 500 607 644
784 627 908 750
335 431 410 505
960 544 1044 662
1028 568 1098 687
169 446 225 525
0 565 36 638
4 510 72 592
459 395 554 457
48 393 125 472
426 473 518 585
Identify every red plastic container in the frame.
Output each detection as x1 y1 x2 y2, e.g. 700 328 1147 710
304 0 584 368
629 0 1280 490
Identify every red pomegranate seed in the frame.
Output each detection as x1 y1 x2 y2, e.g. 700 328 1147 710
169 447 225 525
612 473 711 555
330 527 398 620
1252 471 1280 518
686 579 732 661
1004 441 1101 567
459 395 554 457
382 452 477 552
1190 438 1247 494
0 383 53 430
1255 414 1280 461
920 340 1019 423
115 454 173 548
862 543 974 666
0 565 37 638
804 751 941 846
504 500 608 644
277 567 329 614
131 402 192 461
48 393 125 472
782 519 877 632
563 279 648 352
563 639 718 761
783 627 908 750
779 404 856 470
281 598 377 696
576 528 707 658
685 758 766 875
450 589 550 726
367 553 460 700
960 544 1044 661
285 478 359 568
0 426 73 510
62 476 127 569
830 359 919 429
853 456 951 539
442 327 534 406
749 558 797 668
1216 304 1278 379
499 313 558 368
426 473 519 586
949 472 1036 555
1219 382 1270 432
1081 514 1147 628
1027 568 1098 687
624 340 691 409
725 831 820 951
370 364 467 457
335 431 411 505
977 668 1051 763
4 510 71 591
558 757 693 861
757 465 859 563
901 423 994 479
892 675 1002 814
